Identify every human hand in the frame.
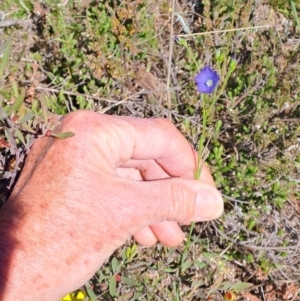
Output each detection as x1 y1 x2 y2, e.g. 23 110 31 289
0 111 223 300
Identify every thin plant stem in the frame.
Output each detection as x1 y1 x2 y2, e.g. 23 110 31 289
166 0 176 116
176 25 270 37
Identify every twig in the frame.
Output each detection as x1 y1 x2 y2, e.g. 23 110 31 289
213 224 300 251
35 86 124 103
176 25 271 37
0 19 31 28
166 0 176 116
260 286 267 301
36 85 180 106
221 193 250 204
99 91 145 113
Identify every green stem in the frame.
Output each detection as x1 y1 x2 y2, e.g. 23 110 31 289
195 93 206 180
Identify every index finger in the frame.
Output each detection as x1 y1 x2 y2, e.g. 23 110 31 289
62 112 215 184
118 116 215 184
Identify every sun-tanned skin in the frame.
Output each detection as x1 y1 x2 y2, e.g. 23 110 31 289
0 111 223 301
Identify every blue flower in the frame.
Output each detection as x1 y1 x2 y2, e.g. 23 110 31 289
195 66 220 94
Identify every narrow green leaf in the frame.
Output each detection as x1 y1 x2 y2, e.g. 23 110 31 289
121 276 135 286
51 132 75 139
117 291 134 301
194 260 207 268
181 249 189 263
0 35 13 81
181 259 193 273
195 291 207 299
4 128 15 154
221 281 234 291
128 243 137 261
126 246 131 260
17 112 35 124
291 1 300 34
21 122 36 134
13 94 24 112
191 279 205 289
111 257 118 274
15 129 25 145
40 95 48 125
7 86 25 115
85 283 97 301
230 281 253 292
109 275 117 297
164 267 177 273
207 274 224 295
97 272 105 283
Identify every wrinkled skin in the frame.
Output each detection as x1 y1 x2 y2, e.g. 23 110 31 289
0 111 223 300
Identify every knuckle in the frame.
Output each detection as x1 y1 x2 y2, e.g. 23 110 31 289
154 117 176 131
61 110 94 131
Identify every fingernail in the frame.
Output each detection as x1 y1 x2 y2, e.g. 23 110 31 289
194 188 223 221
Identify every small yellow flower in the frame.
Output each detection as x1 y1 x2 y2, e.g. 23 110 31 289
224 291 236 301
60 291 89 301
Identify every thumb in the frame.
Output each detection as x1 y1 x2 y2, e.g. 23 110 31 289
126 178 224 228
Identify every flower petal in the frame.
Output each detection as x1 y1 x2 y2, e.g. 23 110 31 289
195 66 220 94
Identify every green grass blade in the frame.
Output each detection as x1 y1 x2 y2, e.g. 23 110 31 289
0 35 13 81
